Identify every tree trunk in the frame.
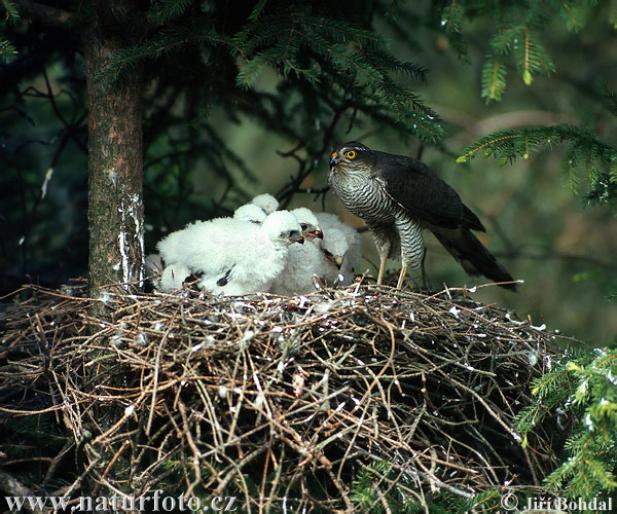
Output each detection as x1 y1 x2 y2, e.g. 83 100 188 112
83 1 146 297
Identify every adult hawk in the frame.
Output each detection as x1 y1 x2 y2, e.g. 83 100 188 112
328 142 516 290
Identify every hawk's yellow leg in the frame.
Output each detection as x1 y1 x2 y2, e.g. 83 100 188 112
377 256 386 285
396 263 407 289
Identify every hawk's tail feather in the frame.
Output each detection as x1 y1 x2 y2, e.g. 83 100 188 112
431 227 517 291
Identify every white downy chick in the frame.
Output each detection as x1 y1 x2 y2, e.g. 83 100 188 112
251 193 279 215
291 207 323 241
158 212 303 295
145 253 164 275
270 240 321 295
156 219 202 269
145 253 166 290
315 212 362 280
271 226 350 295
234 204 267 224
199 211 304 295
159 263 191 292
319 228 352 285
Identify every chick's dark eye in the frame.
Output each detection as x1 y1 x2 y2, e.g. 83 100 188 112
300 223 308 230
323 249 333 257
345 150 356 160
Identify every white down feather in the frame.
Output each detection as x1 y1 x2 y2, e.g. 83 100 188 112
315 212 362 280
250 193 279 215
157 211 301 295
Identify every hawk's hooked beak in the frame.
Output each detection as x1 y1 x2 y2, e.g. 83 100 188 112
329 151 340 168
334 256 343 269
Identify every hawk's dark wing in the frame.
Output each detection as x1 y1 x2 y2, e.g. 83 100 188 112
373 152 485 231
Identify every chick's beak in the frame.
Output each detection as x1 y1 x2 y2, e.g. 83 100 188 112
334 256 343 269
289 231 304 244
310 227 324 240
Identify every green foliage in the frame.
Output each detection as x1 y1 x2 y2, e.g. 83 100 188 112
0 37 16 61
0 0 18 62
606 89 617 118
514 28 555 86
456 125 617 205
559 0 595 32
481 55 507 102
611 0 617 28
1 0 18 20
451 1 617 217
439 1 617 101
463 489 504 513
517 348 617 499
350 461 405 512
350 460 415 512
148 0 194 25
97 2 443 143
349 460 502 513
438 0 467 58
95 24 226 82
0 414 73 495
248 0 269 22
485 22 555 89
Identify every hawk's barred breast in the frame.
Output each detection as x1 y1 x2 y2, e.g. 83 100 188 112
328 165 426 274
328 141 516 290
328 167 394 225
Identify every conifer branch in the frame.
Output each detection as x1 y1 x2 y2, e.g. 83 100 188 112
522 27 532 85
13 0 73 28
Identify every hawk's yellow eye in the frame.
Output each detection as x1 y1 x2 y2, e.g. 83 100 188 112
345 150 357 160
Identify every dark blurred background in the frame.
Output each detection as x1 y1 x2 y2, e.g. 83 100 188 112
1 1 616 342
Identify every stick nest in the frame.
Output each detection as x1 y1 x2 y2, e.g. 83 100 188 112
0 283 564 512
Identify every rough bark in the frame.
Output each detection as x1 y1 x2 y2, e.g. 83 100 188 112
82 1 146 297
